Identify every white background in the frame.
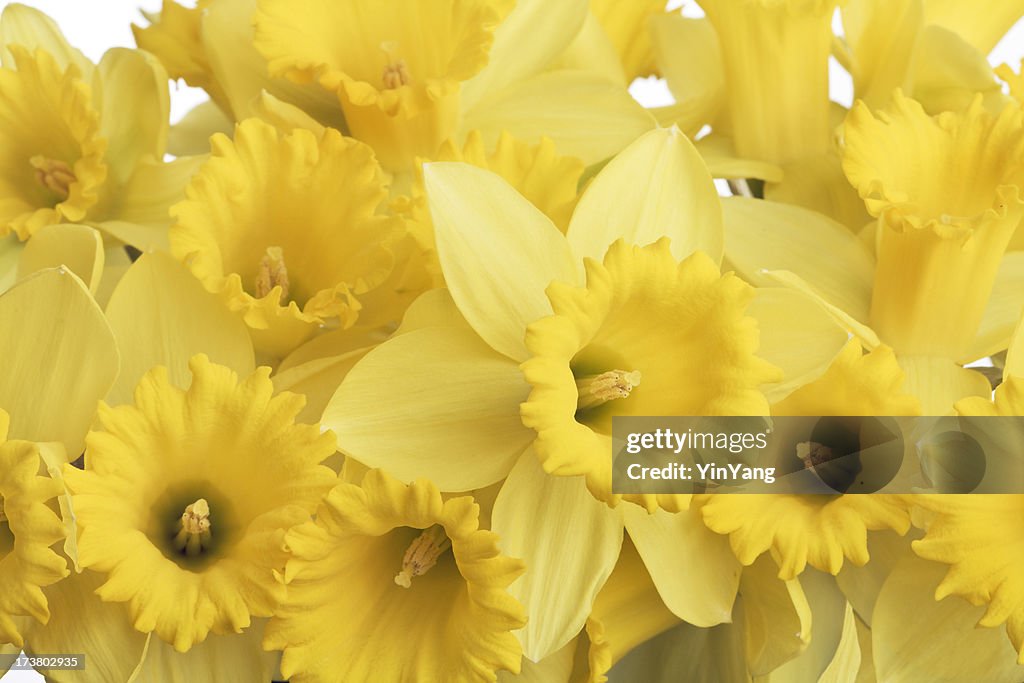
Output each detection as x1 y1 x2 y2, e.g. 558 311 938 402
0 1 1022 681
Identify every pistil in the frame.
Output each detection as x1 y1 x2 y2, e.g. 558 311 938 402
576 369 642 411
381 41 411 88
254 246 290 299
173 498 212 557
394 525 450 588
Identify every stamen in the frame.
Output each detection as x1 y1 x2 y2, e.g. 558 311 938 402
394 525 450 588
254 246 290 300
173 498 212 557
381 41 411 89
30 156 76 200
576 369 642 411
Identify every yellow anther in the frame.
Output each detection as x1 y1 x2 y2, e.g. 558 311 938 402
173 498 212 557
254 246 290 299
30 156 76 200
394 525 450 588
576 369 642 411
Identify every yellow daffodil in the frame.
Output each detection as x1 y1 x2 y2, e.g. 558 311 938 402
999 60 1024 104
721 93 1024 414
264 469 525 682
701 341 919 579
64 354 337 652
0 4 203 250
588 0 664 82
247 0 652 173
0 409 68 649
170 118 405 359
324 126 852 661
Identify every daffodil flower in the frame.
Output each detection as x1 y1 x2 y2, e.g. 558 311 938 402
170 118 406 359
723 93 1024 414
323 126 852 660
263 469 526 682
0 4 203 251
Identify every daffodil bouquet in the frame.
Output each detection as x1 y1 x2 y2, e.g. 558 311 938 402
1 0 1024 681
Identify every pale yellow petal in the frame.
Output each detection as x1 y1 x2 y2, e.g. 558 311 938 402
103 253 254 405
323 324 533 491
606 619 748 682
908 25 1010 116
817 603 862 683
93 47 169 183
167 100 232 158
271 346 370 425
567 126 723 265
1006 309 1024 378
0 3 92 77
767 571 849 682
623 504 739 627
130 619 277 683
834 530 915 628
548 12 626 86
0 233 22 294
740 554 811 676
461 0 589 110
747 288 850 403
492 449 624 661
899 354 991 415
872 553 1024 682
764 153 874 232
650 15 724 135
693 136 784 183
461 70 655 167
425 161 578 361
964 251 1024 363
841 0 922 108
17 223 104 294
0 268 118 454
924 0 1024 55
723 197 875 323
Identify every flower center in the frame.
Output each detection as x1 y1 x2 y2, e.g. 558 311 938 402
30 155 76 200
575 369 642 411
381 41 411 89
394 525 450 588
173 498 212 557
254 246 290 300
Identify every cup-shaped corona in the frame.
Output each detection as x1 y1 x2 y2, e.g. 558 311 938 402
697 0 841 165
843 93 1024 357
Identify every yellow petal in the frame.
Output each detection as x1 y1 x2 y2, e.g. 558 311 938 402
898 354 991 415
964 251 1024 362
567 126 723 265
999 60 1024 104
461 0 588 110
873 551 1024 677
623 503 740 627
747 288 851 403
167 101 233 157
841 0 923 108
588 0 665 80
323 324 532 491
424 161 578 361
461 70 655 167
0 3 92 77
924 0 1024 55
1006 309 1024 379
492 449 623 661
764 153 874 232
740 554 811 675
99 155 205 251
93 48 169 183
693 135 784 183
549 11 627 86
0 234 22 293
767 571 850 682
103 253 255 406
650 15 724 136
723 197 875 323
272 345 371 426
908 26 1010 116
131 620 278 683
606 618 747 682
834 530 915 628
265 470 526 682
17 223 104 294
20 571 147 682
0 268 118 454
93 243 131 309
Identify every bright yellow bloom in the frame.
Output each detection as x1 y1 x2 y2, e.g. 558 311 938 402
522 239 780 504
0 409 68 648
588 0 665 81
0 4 204 250
170 119 404 358
843 93 1024 359
701 341 918 579
264 469 525 682
64 355 337 652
